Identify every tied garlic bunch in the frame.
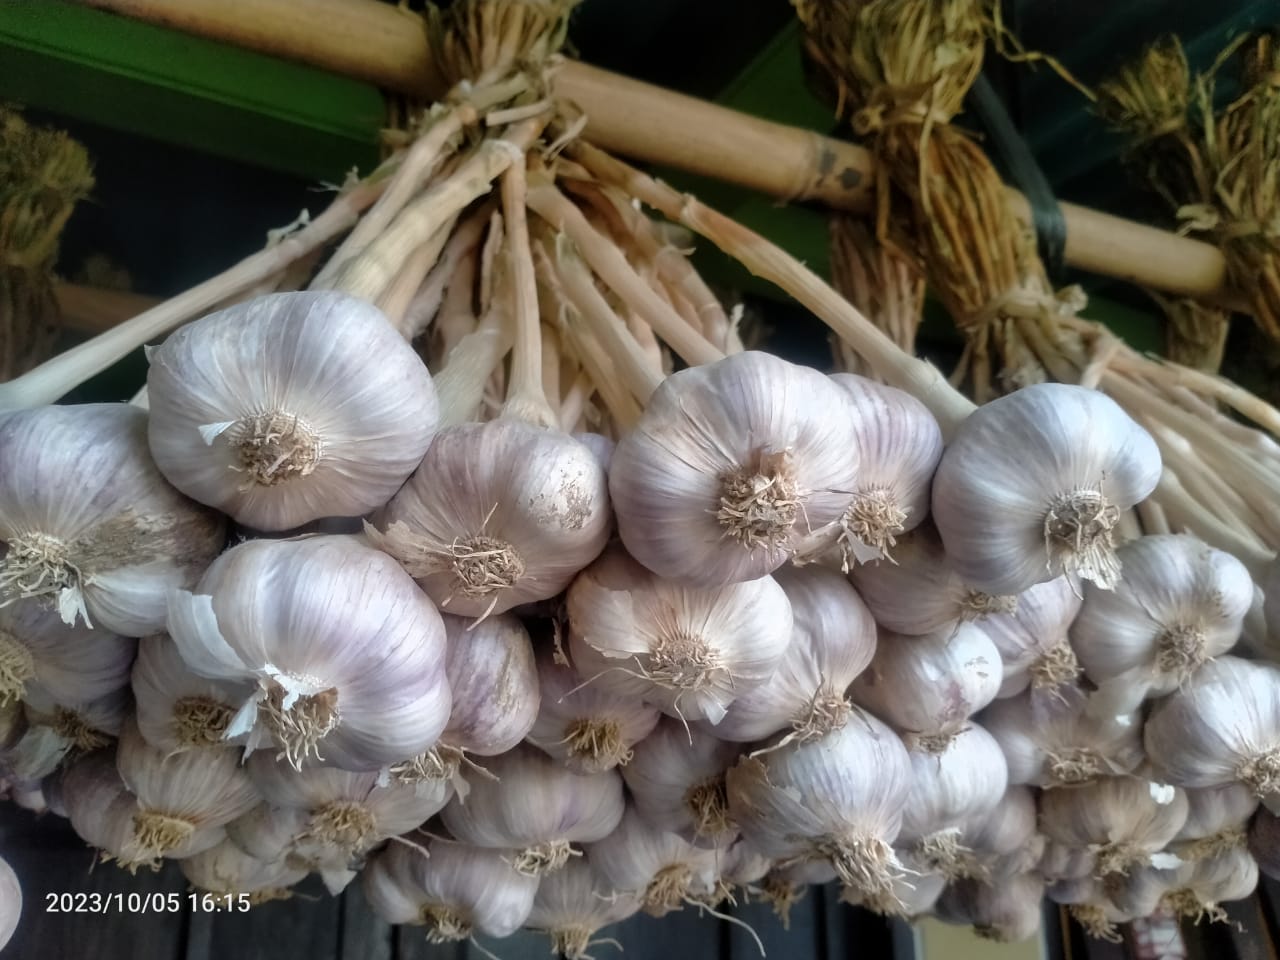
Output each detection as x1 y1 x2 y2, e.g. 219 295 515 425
567 546 793 725
0 404 224 633
932 383 1161 594
168 535 451 770
147 291 439 531
609 352 862 587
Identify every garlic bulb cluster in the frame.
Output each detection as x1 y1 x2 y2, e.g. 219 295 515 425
567 546 793 725
167 535 451 770
441 744 624 876
932 383 1162 594
850 622 1000 750
980 575 1082 697
609 351 861 586
147 291 439 531
525 857 642 960
713 565 875 743
0 403 224 633
1072 535 1253 705
367 420 611 617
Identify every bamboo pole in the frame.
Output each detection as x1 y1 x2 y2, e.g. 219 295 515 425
78 0 1239 305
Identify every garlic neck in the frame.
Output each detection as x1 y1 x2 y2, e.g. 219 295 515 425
716 449 801 549
172 695 235 747
261 678 340 769
0 630 35 705
564 716 632 770
1043 486 1122 588
227 413 323 487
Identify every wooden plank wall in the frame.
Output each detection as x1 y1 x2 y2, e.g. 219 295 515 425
0 808 897 960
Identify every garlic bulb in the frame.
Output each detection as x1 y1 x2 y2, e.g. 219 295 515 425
116 719 260 858
931 382 1162 594
0 598 136 709
623 717 742 847
1072 535 1253 706
1039 775 1189 878
527 644 661 773
1265 557 1280 648
980 575 1082 698
567 546 793 725
1144 656 1280 799
247 751 450 865
844 848 947 919
224 804 311 868
363 838 539 941
132 635 249 754
979 686 1143 787
585 805 722 917
1038 841 1098 883
440 744 624 876
181 839 306 904
24 684 129 756
1046 878 1133 942
824 373 943 561
720 836 773 889
609 351 861 586
167 535 451 771
0 723 69 785
1111 847 1258 923
849 622 1001 750
366 420 610 618
1249 805 1280 880
147 291 439 531
1170 783 1257 861
956 786 1043 879
572 432 616 473
0 403 224 633
712 564 876 743
0 854 19 951
848 525 1017 637
726 710 912 902
934 873 1045 943
898 724 1008 879
525 857 642 960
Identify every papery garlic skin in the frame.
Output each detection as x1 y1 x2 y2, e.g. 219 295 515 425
957 786 1043 879
364 838 539 939
720 836 774 888
726 710 911 902
934 873 1045 943
1111 847 1258 922
979 686 1143 788
1073 535 1253 702
1144 656 1280 799
850 623 1001 749
527 645 661 773
931 383 1161 595
567 546 793 725
181 839 306 902
167 535 451 772
1171 783 1258 860
441 744 624 875
828 373 943 561
980 576 1082 698
132 635 249 754
0 853 19 950
0 404 224 633
367 420 610 618
525 856 642 960
438 612 539 756
224 804 310 867
610 351 861 587
147 291 438 531
623 717 741 847
0 598 136 710
713 564 876 743
23 684 129 757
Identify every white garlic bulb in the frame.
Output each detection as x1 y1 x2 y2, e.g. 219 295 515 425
720 836 774 889
844 848 947 920
0 598 135 710
849 622 1001 750
167 535 451 771
1249 806 1280 880
1039 775 1189 879
0 854 18 951
527 644 661 773
1170 783 1258 861
147 291 439 531
981 575 1082 698
116 719 260 859
132 635 250 754
0 722 69 785
1038 841 1098 883
364 838 539 941
366 420 611 618
1111 847 1258 922
224 803 311 869
622 717 742 848
824 373 943 562
438 611 539 758
524 857 642 960
726 710 912 903
847 524 1018 637
931 382 1161 594
956 785 1043 879
712 564 876 744
935 873 1045 943
180 839 307 902
609 351 861 587
1144 656 1280 799
898 724 1009 879
585 805 723 917
979 685 1143 787
0 403 224 633
566 546 793 725
1072 534 1253 706
23 685 129 757
440 744 625 876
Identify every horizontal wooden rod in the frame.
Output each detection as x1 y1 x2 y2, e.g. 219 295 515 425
77 0 1238 305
